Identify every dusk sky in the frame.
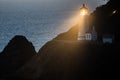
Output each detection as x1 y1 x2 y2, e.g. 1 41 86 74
0 0 108 12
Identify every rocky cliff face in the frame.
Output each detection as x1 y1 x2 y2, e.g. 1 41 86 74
0 35 36 76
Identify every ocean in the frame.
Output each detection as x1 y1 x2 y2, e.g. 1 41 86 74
0 9 79 52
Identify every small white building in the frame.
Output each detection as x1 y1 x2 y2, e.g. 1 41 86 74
78 26 97 41
85 26 97 41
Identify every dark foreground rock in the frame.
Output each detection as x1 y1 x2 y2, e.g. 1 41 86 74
0 35 36 77
9 40 120 80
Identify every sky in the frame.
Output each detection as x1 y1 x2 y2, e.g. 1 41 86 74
0 0 108 12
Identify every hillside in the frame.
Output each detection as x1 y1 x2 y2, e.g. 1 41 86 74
7 40 119 80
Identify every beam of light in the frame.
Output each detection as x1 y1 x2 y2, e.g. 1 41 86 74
78 15 85 36
79 10 89 33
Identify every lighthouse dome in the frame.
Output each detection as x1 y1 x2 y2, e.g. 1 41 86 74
80 4 88 10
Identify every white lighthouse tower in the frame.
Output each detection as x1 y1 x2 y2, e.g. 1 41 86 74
78 4 89 40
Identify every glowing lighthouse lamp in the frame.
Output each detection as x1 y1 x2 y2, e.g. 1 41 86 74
80 4 89 16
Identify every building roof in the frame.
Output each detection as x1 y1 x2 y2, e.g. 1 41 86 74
86 26 96 33
80 4 88 10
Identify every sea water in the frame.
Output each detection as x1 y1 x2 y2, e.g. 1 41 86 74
0 9 78 52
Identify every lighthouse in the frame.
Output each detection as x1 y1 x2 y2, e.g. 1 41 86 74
77 4 97 41
78 4 89 40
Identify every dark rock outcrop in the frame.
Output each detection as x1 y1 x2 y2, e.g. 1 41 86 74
0 35 36 76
